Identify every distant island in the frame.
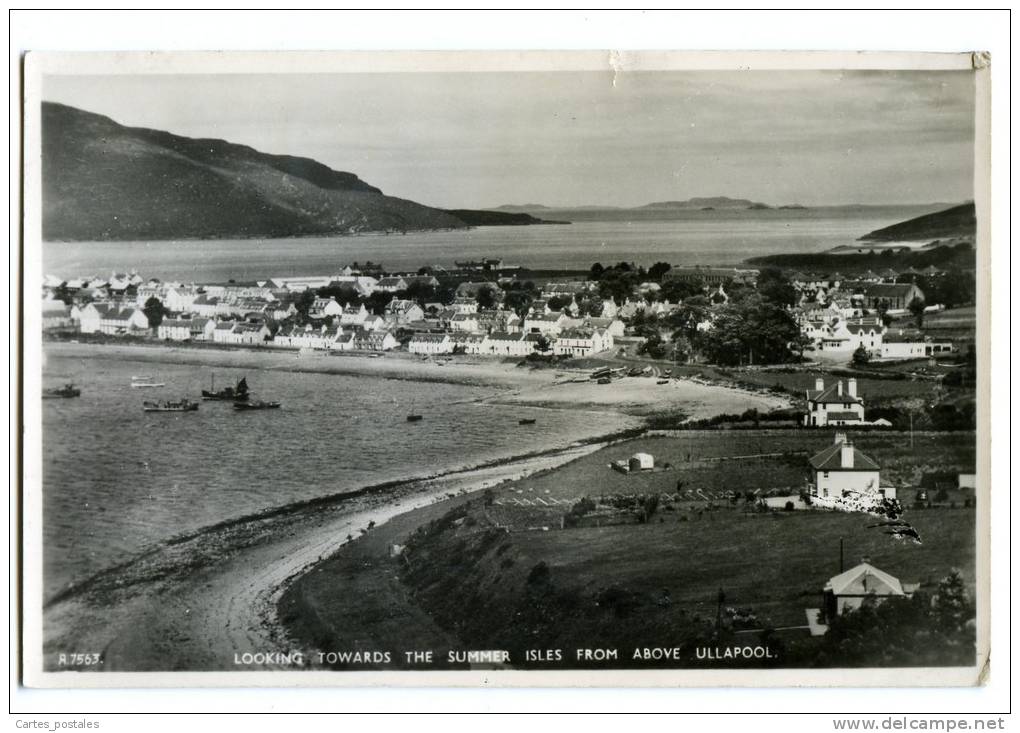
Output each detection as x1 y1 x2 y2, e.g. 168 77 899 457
858 202 976 242
640 196 772 210
40 102 565 242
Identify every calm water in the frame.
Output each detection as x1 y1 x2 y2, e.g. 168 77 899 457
41 206 940 283
42 352 634 599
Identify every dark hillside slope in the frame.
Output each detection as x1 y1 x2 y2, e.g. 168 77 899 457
41 102 467 240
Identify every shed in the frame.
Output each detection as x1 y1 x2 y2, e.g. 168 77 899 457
628 453 654 472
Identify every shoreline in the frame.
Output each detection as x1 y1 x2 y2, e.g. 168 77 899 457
41 430 632 671
44 340 793 418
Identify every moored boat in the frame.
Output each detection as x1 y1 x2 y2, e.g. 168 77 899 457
143 399 199 412
131 379 165 388
233 400 281 411
202 375 249 401
43 383 81 399
518 418 537 425
406 414 424 422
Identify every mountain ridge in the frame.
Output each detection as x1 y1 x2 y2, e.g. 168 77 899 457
41 102 469 241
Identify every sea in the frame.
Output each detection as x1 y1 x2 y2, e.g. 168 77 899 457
41 205 943 283
41 351 633 601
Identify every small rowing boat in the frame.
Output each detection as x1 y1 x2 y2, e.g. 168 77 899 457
233 400 281 411
43 383 80 399
143 399 198 412
406 414 424 422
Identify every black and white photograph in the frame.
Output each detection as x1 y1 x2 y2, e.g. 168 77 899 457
20 48 990 688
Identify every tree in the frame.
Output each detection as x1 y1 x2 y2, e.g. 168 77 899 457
546 294 573 312
294 289 317 318
851 345 872 367
504 289 534 318
142 296 166 330
756 268 797 307
575 293 605 317
534 334 552 354
589 262 605 281
659 276 705 303
475 285 498 310
637 332 668 360
908 296 927 328
597 266 640 305
648 261 672 281
696 295 801 366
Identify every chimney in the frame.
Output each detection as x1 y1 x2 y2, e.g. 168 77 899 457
841 440 854 469
815 377 824 392
837 381 843 397
847 378 857 398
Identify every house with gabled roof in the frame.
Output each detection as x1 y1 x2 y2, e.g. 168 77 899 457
384 299 425 325
809 433 893 500
822 562 916 620
804 377 866 427
523 310 572 337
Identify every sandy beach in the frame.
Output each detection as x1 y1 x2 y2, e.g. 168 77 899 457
43 340 791 417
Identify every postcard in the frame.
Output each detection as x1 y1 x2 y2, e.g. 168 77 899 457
20 49 990 687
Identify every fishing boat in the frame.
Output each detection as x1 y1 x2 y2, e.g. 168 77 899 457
233 400 281 411
656 379 669 385
406 414 424 422
202 375 249 401
43 383 80 399
518 418 537 425
143 399 198 412
597 377 611 385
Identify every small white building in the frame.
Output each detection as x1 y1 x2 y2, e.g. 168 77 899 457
553 327 613 357
628 453 654 471
822 562 915 620
309 297 343 320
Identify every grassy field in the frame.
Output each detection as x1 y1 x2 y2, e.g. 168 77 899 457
402 497 976 667
489 432 976 504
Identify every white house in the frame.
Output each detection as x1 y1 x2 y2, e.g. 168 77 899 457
157 318 194 341
385 299 425 325
822 562 915 620
553 327 613 357
451 333 487 355
449 297 479 315
77 303 150 335
583 316 625 339
309 297 343 320
353 329 398 351
375 277 408 293
880 332 955 360
809 433 894 501
484 331 535 357
449 312 481 333
804 378 866 427
212 321 239 343
339 303 370 326
409 333 453 355
524 311 571 337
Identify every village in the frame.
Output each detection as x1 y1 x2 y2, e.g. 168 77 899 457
40 256 973 372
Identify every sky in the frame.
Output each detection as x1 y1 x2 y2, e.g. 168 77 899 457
42 69 976 209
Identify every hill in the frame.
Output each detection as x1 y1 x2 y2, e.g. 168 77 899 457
859 203 975 242
639 196 770 210
446 209 570 226
41 102 468 241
